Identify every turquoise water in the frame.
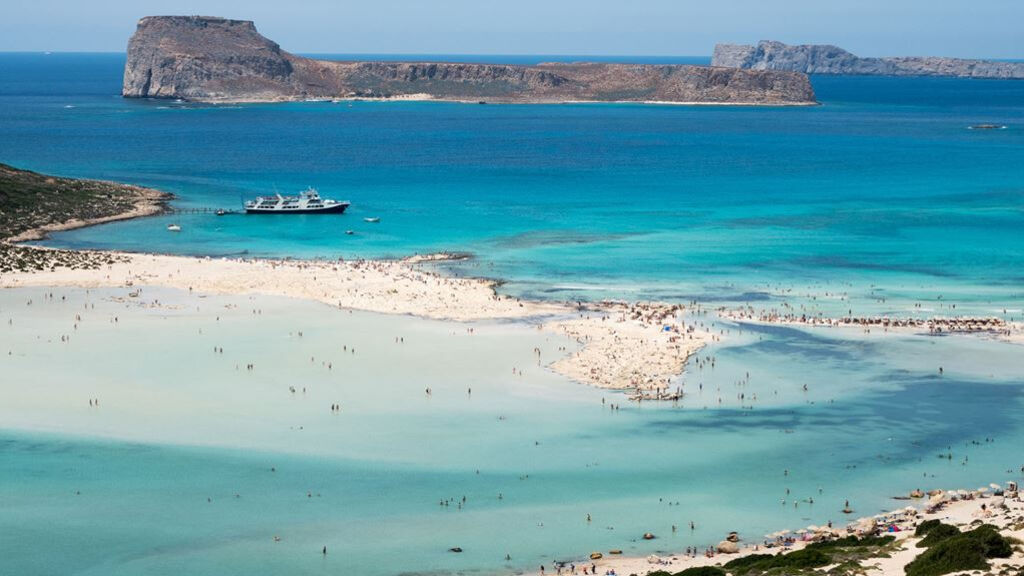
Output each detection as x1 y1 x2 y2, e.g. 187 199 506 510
2 53 1023 310
2 53 1024 576
2 287 1023 576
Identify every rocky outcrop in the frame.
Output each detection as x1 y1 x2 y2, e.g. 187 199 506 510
123 16 816 105
712 41 1024 79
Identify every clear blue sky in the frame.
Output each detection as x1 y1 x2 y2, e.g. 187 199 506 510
2 0 1022 58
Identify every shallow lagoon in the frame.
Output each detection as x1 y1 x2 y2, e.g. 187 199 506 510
2 52 1024 575
2 286 1023 575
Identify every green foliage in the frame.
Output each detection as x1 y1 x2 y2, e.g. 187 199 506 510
807 535 895 550
674 568 726 576
905 536 989 576
645 568 725 576
915 523 961 548
723 554 773 569
0 162 166 240
722 548 831 575
905 523 1013 576
914 519 942 537
968 524 1012 558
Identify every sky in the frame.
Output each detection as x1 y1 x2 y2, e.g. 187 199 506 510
1 0 1022 58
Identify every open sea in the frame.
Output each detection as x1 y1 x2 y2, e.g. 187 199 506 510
1 53 1024 576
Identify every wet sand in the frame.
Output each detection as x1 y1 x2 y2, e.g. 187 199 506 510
1 248 711 393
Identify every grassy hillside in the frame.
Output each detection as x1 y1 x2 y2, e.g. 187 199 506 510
0 163 170 273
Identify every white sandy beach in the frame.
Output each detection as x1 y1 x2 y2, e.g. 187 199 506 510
0 249 711 393
584 486 1024 576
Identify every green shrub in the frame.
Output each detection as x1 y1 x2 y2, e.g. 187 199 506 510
914 519 942 537
967 524 1012 558
722 548 831 574
905 524 1013 576
807 535 895 550
916 523 961 548
722 554 772 569
762 548 832 569
674 568 726 576
905 536 988 576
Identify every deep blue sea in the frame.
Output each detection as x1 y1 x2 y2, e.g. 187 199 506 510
2 53 1024 576
2 52 1022 310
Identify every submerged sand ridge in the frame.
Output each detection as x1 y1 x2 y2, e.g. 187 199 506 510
0 250 713 393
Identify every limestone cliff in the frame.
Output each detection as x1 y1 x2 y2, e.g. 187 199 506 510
123 16 816 105
712 41 1024 79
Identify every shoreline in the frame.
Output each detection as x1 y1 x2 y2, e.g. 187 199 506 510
1 167 710 395
575 483 1024 576
131 94 819 107
719 308 1024 345
5 185 170 243
1 247 711 394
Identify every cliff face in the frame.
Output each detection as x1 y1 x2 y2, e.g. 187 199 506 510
712 41 1024 79
123 16 816 104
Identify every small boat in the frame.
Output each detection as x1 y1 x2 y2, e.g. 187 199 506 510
167 224 181 232
363 217 380 223
345 230 354 235
215 209 227 216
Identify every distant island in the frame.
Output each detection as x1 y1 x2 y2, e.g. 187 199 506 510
712 40 1024 78
122 16 816 105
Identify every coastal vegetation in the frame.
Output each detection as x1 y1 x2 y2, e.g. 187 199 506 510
715 535 897 575
906 523 1014 576
649 567 726 576
0 162 167 272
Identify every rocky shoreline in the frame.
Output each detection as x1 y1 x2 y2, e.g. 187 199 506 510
121 16 816 105
712 41 1024 79
0 162 170 273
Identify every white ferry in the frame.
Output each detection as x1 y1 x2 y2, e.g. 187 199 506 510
244 188 350 214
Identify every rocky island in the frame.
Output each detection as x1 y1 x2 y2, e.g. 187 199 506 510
712 40 1024 78
122 16 816 105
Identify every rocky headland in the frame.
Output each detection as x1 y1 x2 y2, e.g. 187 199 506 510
0 163 169 273
712 40 1024 78
122 16 816 105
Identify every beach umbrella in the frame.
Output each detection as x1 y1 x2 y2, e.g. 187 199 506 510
806 525 819 532
929 493 945 505
977 486 989 492
990 483 1001 490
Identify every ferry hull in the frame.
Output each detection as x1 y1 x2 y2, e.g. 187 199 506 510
244 203 349 215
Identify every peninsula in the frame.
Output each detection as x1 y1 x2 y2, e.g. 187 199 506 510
712 40 1024 78
122 16 816 105
0 163 711 395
